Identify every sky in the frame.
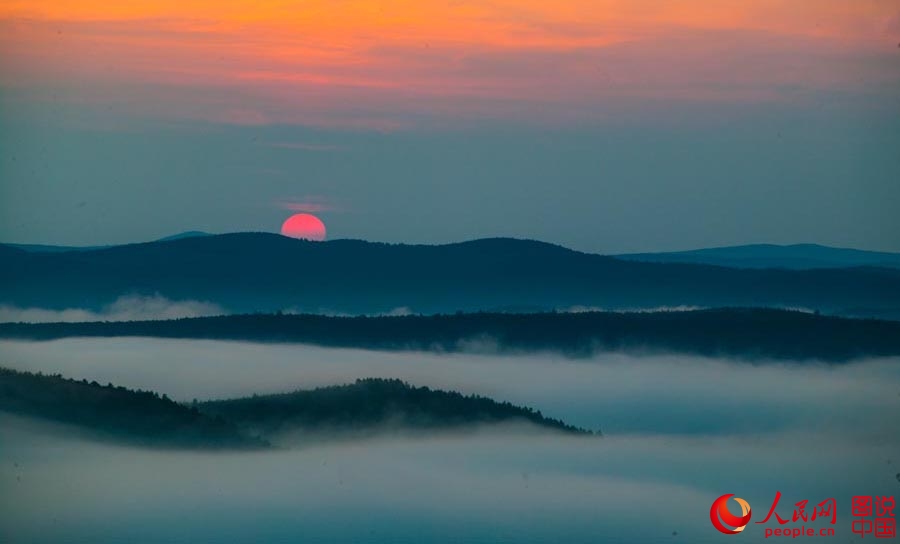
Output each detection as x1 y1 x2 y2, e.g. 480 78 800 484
0 1 898 253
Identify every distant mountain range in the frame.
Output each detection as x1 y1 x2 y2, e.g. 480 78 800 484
3 309 899 362
617 243 900 270
0 368 588 448
8 234 898 270
1 233 899 318
2 231 211 253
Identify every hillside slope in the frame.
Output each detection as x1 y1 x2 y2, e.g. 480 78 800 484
618 243 900 269
2 234 899 318
199 378 591 437
3 308 898 361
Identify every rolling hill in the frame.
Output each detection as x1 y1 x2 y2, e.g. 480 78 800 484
1 233 899 318
198 378 590 438
2 308 899 361
617 243 900 270
2 231 211 253
0 367 265 449
0 368 589 448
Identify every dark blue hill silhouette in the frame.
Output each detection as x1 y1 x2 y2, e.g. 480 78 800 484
0 367 265 449
2 309 899 362
0 244 27 259
1 233 899 318
0 368 589 448
618 243 900 270
153 231 212 242
198 378 590 437
1 243 106 253
3 231 211 253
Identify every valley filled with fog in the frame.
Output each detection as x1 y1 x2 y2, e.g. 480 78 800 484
2 338 898 543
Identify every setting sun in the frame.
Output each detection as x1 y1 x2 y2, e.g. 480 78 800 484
1 1 898 542
280 213 326 241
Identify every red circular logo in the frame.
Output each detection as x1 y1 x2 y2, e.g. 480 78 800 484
711 494 752 534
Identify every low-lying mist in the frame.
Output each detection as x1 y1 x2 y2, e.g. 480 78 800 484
1 413 897 544
0 295 224 323
1 338 898 435
2 338 898 543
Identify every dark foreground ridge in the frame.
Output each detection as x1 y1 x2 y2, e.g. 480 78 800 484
0 367 265 449
3 308 900 361
198 378 590 437
0 368 590 448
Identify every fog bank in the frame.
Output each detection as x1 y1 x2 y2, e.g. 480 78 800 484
0 295 224 323
2 338 899 543
2 338 898 435
2 413 897 544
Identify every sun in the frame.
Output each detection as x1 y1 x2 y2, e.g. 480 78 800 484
281 213 327 241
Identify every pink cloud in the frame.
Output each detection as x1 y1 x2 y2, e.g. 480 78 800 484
2 10 897 130
276 197 344 214
268 142 342 152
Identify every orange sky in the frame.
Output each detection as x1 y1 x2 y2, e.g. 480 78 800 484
2 0 894 40
1 0 897 127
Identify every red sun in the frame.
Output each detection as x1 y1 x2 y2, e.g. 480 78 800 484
281 213 327 241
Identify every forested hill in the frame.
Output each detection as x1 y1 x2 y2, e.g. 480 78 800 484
2 308 899 362
2 233 899 318
199 378 590 437
0 369 590 448
0 367 265 449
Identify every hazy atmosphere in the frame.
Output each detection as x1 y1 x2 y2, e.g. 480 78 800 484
2 2 899 252
3 339 899 543
3 338 900 434
2 2 899 543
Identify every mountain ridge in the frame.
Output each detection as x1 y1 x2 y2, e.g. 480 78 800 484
0 368 590 448
198 377 592 438
3 308 899 362
6 233 899 264
2 233 899 318
617 242 900 269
